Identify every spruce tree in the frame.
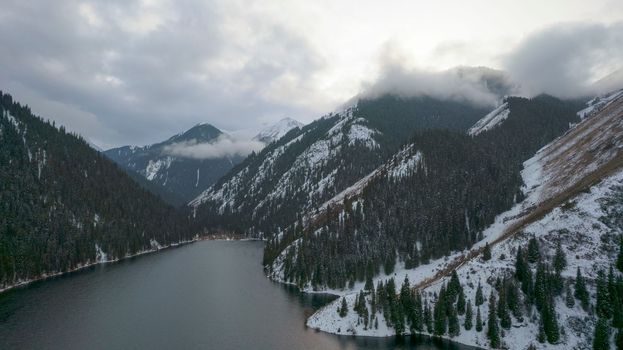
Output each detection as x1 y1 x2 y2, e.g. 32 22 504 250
542 295 559 344
488 292 501 348
527 237 540 263
618 235 623 273
364 275 374 291
534 263 548 311
464 299 473 331
448 270 462 301
424 299 433 333
433 286 447 336
575 267 590 310
596 270 612 319
483 242 492 261
506 280 522 319
448 305 460 337
475 280 484 306
457 289 466 315
515 247 528 281
476 307 483 332
553 241 567 274
339 297 348 317
498 287 511 330
412 292 423 332
593 317 610 350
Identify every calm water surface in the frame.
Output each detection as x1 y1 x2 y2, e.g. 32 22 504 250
0 240 477 350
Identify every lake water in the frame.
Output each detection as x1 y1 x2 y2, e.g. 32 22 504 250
0 240 477 349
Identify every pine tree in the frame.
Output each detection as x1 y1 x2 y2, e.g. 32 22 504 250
527 237 540 263
575 267 590 310
566 282 575 308
553 241 567 274
498 287 511 330
464 299 473 331
476 307 483 332
483 242 492 261
475 281 484 306
616 330 623 350
339 297 348 317
488 292 501 348
596 270 612 319
593 317 610 350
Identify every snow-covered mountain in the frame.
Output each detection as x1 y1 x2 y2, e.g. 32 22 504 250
189 95 494 236
105 123 244 205
253 117 304 144
293 92 623 349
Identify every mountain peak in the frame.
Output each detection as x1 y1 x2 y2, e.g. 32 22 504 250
253 118 304 144
166 123 223 145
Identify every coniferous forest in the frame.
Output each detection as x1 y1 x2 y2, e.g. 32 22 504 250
264 95 584 290
0 92 192 288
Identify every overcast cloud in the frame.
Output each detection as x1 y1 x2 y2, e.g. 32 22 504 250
504 22 623 98
162 135 264 159
1 0 622 149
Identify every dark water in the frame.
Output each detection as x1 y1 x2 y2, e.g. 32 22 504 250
0 241 477 350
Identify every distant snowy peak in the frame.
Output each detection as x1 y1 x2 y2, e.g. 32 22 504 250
467 101 510 136
253 117 304 144
577 88 623 119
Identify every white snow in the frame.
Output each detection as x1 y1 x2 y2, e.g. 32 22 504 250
388 150 423 179
253 117 304 144
3 110 19 130
468 102 510 136
144 156 173 181
577 89 623 119
95 244 108 263
306 167 623 348
195 168 200 187
296 96 623 348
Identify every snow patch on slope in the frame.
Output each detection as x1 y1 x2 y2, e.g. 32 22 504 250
577 89 623 119
468 102 510 136
144 156 173 181
253 117 304 144
306 167 623 348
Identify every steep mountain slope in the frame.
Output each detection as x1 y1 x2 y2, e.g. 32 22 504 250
190 96 494 236
264 95 583 290
105 124 244 204
304 92 623 349
253 117 304 144
0 92 193 291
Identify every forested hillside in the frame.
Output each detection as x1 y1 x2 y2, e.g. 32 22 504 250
304 90 623 349
265 95 584 290
190 96 493 236
0 92 193 289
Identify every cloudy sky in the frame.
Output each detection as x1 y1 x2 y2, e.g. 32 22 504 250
1 0 622 149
